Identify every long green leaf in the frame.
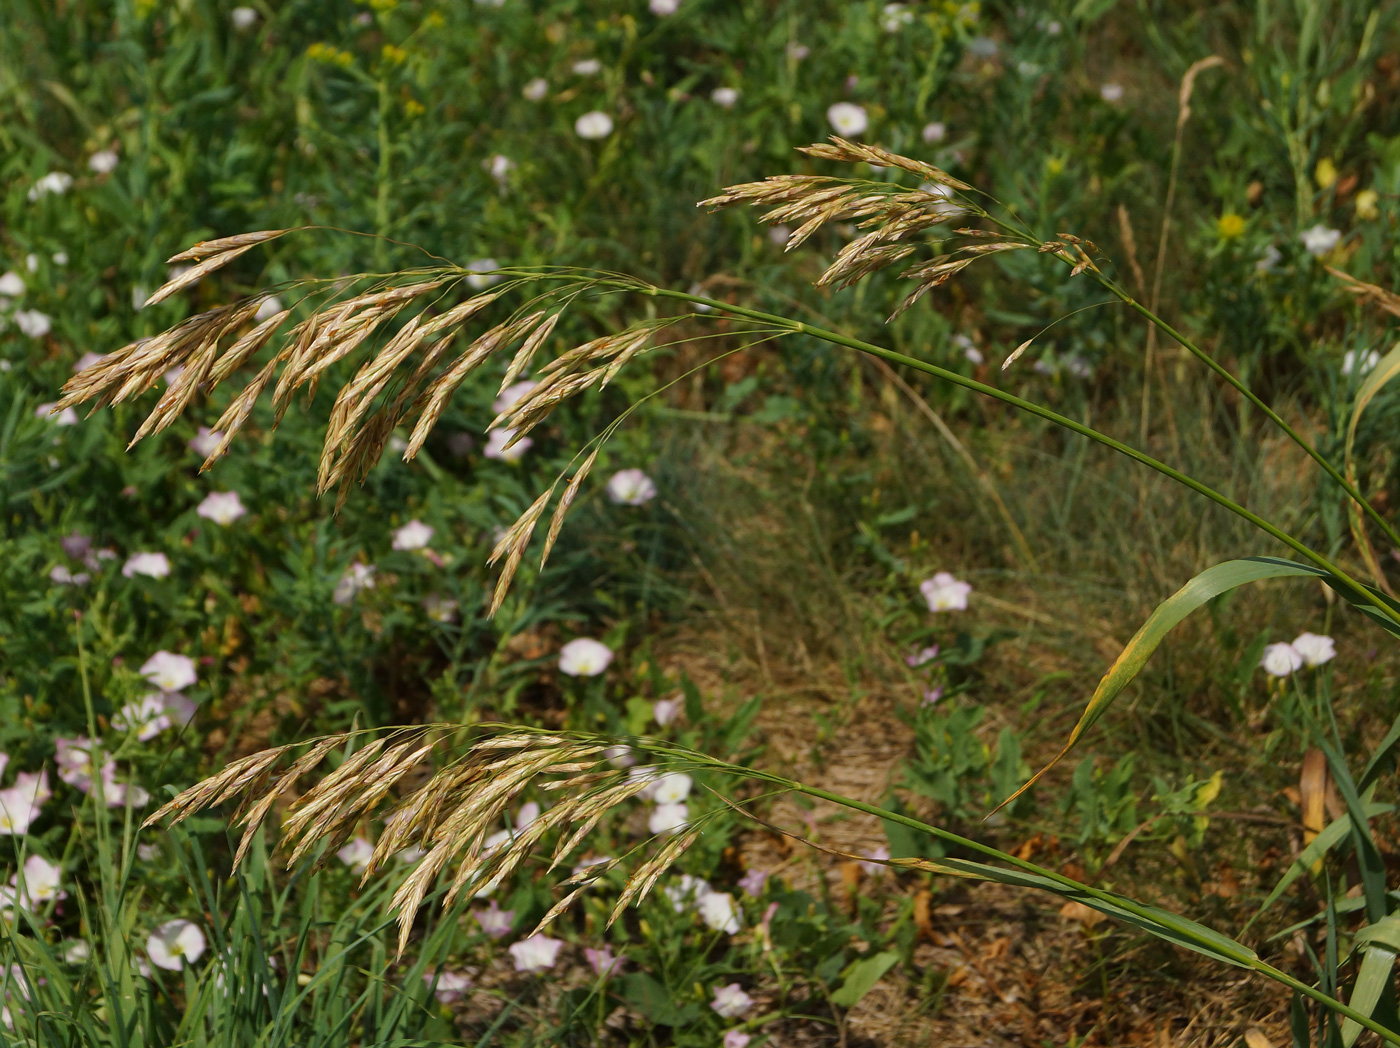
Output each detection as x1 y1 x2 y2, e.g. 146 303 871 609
1343 342 1400 591
1343 916 1400 1047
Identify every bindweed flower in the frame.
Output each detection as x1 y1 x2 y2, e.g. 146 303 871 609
922 685 945 707
88 150 119 174
649 802 689 834
558 638 614 676
698 891 741 934
651 773 692 805
920 572 971 611
485 153 514 186
584 944 625 976
113 695 172 741
922 121 947 144
515 801 541 829
425 969 473 1003
484 428 531 461
1100 83 1124 103
724 1032 752 1048
49 566 90 586
664 874 712 912
465 258 502 290
606 468 657 505
827 102 868 137
859 845 890 875
1292 632 1336 667
146 919 206 971
710 983 754 1019
253 296 283 322
61 532 91 559
161 691 198 727
711 87 740 107
605 745 636 768
0 272 24 297
880 3 914 31
333 562 376 605
574 111 614 140
1300 224 1341 257
122 552 171 579
653 697 683 726
196 491 247 525
423 594 459 623
12 855 65 908
34 402 77 425
28 172 73 201
522 77 549 101
473 899 514 938
1260 642 1303 677
738 868 767 897
231 6 258 29
73 352 106 372
0 780 45 836
1342 350 1379 376
336 837 374 871
786 41 809 60
493 380 537 414
141 651 197 692
16 309 52 338
509 934 563 973
189 427 223 457
1255 244 1283 272
392 519 434 550
905 645 939 667
572 58 602 76
101 769 149 809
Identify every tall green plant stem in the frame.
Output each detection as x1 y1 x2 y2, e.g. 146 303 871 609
627 284 1400 629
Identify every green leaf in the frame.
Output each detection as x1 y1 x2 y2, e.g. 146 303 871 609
830 951 900 1007
620 973 685 1026
1342 916 1400 1047
1000 557 1327 808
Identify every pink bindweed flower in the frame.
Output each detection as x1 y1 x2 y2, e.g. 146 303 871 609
336 837 374 871
196 491 246 525
509 934 563 973
710 982 754 1019
605 468 657 506
11 855 65 908
492 382 537 417
34 402 77 425
122 552 171 579
584 945 625 977
49 565 90 586
113 695 172 741
333 562 376 605
473 899 514 939
859 845 890 876
0 782 44 836
724 1032 752 1048
141 651 197 692
188 427 223 458
905 645 939 667
922 686 944 707
425 969 473 1003
391 519 434 551
920 572 971 612
738 868 767 897
698 891 741 934
653 697 683 726
826 102 868 137
484 428 531 461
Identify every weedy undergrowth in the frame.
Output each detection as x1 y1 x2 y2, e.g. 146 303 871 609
48 137 1400 1043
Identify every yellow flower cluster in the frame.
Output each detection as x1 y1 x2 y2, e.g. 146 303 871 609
1216 212 1245 239
306 42 355 68
382 44 408 65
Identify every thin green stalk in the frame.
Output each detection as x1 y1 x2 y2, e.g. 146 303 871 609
627 284 1400 629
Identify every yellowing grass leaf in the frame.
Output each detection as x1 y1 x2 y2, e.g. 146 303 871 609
1343 342 1400 595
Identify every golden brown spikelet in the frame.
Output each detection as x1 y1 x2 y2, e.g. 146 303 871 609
167 228 293 264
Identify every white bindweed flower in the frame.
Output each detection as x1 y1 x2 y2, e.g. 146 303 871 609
711 87 739 107
1342 349 1380 376
606 468 657 505
572 58 602 76
1255 243 1283 272
559 637 614 676
333 562 376 605
710 983 754 1019
88 150 119 174
515 801 541 829
34 402 78 425
0 272 24 297
1292 632 1336 667
952 333 983 364
1100 83 1124 103
141 650 197 692
231 6 258 30
651 772 692 805
391 519 434 550
336 837 374 871
493 380 537 414
423 594 458 623
146 919 206 970
465 258 502 290
188 427 223 457
484 428 532 461
122 552 171 579
653 696 683 725
922 121 947 144
574 111 614 140
28 172 73 201
827 102 869 137
113 696 172 741
698 891 741 934
920 572 971 612
509 934 563 973
13 855 65 908
0 785 42 836
425 969 473 1003
1300 224 1341 257
724 1032 752 1048
648 802 689 834
880 3 914 31
522 77 549 101
1260 642 1303 677
485 153 514 185
15 310 52 339
650 0 681 13
52 251 68 265
196 491 247 525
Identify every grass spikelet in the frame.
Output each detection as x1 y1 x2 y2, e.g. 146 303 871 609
500 312 560 391
539 447 599 569
143 243 263 308
167 228 293 263
486 486 554 615
608 826 702 928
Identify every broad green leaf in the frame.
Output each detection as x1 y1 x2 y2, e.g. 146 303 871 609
1343 916 1400 1046
999 557 1327 808
831 952 901 1007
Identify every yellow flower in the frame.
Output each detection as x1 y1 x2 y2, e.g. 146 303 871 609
1045 155 1065 177
1356 189 1380 221
369 0 397 10
382 44 407 64
423 12 445 28
1216 212 1246 239
404 98 426 118
1314 157 1337 190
